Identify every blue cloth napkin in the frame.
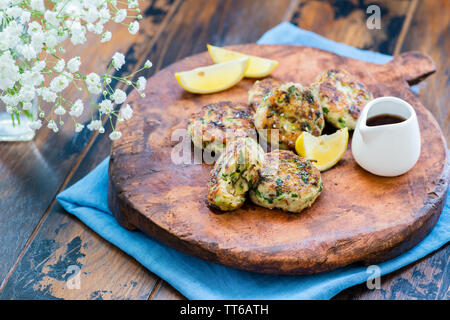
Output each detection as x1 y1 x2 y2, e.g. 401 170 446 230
57 22 449 300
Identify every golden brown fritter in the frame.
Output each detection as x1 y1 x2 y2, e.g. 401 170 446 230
207 137 265 211
254 82 325 150
188 101 255 154
249 149 322 213
311 69 373 130
248 78 283 111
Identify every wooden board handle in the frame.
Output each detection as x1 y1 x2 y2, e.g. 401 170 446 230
384 51 436 85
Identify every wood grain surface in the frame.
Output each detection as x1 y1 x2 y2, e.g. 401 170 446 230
1 0 448 299
108 44 448 274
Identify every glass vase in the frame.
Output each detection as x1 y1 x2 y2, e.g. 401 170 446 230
0 103 37 142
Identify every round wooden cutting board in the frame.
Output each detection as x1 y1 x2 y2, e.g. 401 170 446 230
108 44 449 274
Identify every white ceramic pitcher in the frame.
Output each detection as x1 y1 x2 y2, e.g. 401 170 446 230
351 96 421 177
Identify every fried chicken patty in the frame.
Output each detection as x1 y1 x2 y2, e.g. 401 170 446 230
311 69 373 130
250 150 322 213
207 137 265 211
188 101 255 154
254 82 325 150
248 78 283 111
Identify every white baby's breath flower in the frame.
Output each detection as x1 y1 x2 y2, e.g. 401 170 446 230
44 10 59 26
101 31 112 43
29 119 42 131
20 75 36 89
86 72 100 86
20 10 31 24
45 30 59 49
62 71 73 81
30 30 45 51
27 21 42 35
47 120 59 133
120 104 133 120
0 0 10 10
18 85 36 102
109 130 122 140
69 99 84 117
145 60 152 68
21 70 44 87
19 44 37 60
136 76 146 91
112 89 127 104
86 72 102 94
128 0 139 8
87 84 102 95
112 52 125 70
32 60 46 73
60 1 81 16
0 51 20 91
50 75 69 92
7 20 22 35
41 88 57 102
91 22 104 35
6 7 23 19
54 59 65 72
67 57 81 73
30 0 45 12
99 7 111 22
70 21 86 45
54 105 66 116
0 33 13 51
86 23 95 33
0 21 21 50
87 120 102 131
55 28 68 43
22 101 33 111
83 7 100 24
1 93 19 106
114 9 127 23
99 99 114 114
74 123 84 133
128 21 139 34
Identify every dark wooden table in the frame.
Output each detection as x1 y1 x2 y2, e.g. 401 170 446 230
0 0 448 300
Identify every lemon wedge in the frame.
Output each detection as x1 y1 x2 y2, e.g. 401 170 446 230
207 44 278 78
175 57 249 94
295 128 349 171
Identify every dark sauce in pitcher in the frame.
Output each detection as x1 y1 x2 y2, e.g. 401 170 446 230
366 114 406 127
